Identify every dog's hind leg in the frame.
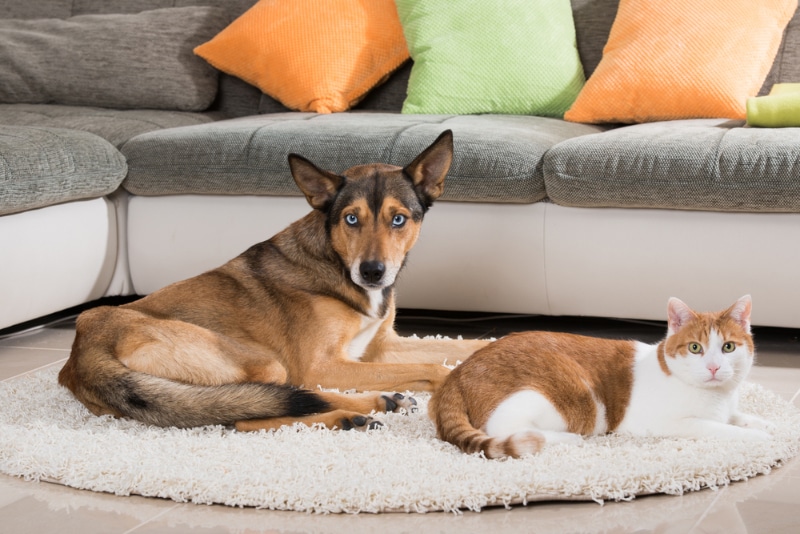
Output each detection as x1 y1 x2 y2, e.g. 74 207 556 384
233 391 416 432
235 411 381 432
304 360 452 392
366 331 491 366
315 391 418 414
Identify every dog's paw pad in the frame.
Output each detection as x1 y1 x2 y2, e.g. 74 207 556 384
368 420 384 430
381 393 418 414
339 415 382 431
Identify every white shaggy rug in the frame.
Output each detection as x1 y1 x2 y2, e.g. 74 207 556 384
1 365 798 514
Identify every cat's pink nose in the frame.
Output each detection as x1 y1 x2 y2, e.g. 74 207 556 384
708 365 720 378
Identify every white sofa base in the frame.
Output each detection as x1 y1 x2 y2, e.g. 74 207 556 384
126 195 800 329
0 198 119 329
544 205 800 328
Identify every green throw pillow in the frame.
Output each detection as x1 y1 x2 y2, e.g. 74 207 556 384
395 0 586 117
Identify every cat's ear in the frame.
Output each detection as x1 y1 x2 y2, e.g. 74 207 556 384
727 295 752 333
667 297 696 335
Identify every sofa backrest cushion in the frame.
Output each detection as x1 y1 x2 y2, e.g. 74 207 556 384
0 0 263 117
0 7 228 111
763 3 800 92
570 0 619 79
0 0 256 20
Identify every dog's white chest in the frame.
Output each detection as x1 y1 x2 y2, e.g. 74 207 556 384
346 289 384 361
346 315 383 361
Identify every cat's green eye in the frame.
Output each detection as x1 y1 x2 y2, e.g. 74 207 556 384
688 342 703 354
722 342 736 353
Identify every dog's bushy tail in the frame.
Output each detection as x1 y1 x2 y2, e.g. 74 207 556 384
59 349 329 429
101 369 329 428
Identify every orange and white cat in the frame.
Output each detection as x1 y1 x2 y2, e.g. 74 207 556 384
429 296 772 459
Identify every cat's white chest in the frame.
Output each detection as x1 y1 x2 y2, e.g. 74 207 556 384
617 343 737 434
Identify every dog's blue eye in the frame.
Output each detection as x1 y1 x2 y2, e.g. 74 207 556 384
392 214 406 228
345 214 358 226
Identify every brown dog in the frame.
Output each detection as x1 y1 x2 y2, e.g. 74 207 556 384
59 130 489 431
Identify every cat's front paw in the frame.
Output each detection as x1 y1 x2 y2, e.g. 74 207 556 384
731 413 775 434
726 423 772 442
740 428 772 441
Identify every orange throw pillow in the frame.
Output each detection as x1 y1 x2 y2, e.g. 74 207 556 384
564 0 797 124
194 0 409 113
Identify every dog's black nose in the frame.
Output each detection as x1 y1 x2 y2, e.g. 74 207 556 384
359 261 385 284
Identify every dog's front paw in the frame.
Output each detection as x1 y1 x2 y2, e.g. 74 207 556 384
338 414 383 431
381 392 418 414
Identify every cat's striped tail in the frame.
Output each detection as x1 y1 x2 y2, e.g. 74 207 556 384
429 382 545 459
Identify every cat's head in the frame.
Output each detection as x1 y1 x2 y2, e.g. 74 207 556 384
660 295 754 389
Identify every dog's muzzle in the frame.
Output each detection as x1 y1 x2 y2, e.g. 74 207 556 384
359 260 385 285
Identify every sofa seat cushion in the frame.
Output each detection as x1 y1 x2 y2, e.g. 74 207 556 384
0 126 127 216
544 119 800 212
0 104 221 149
122 112 604 203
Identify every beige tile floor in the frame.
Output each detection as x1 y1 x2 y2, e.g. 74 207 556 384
0 311 799 534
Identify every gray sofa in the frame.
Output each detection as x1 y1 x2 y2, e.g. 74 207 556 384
3 0 800 331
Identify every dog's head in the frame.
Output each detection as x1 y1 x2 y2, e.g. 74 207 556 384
288 130 453 291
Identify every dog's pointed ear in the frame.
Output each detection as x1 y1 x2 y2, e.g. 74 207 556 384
404 130 453 207
288 154 343 210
